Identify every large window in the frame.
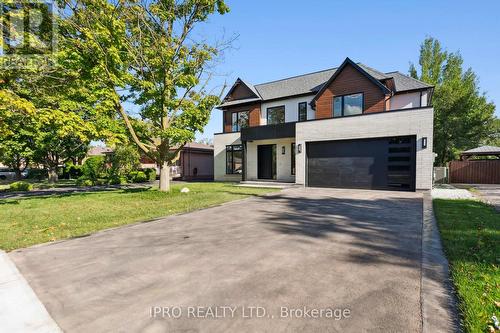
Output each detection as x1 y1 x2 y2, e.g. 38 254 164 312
226 144 243 174
298 102 307 122
231 111 249 132
266 106 285 124
291 143 296 175
333 93 364 117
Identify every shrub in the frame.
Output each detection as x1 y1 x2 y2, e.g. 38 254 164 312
26 169 47 180
82 156 106 182
143 168 157 181
9 181 33 191
108 175 128 185
129 171 148 183
63 162 82 179
76 177 93 187
109 145 140 176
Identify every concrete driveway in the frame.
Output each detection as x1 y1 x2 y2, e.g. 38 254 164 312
10 188 424 333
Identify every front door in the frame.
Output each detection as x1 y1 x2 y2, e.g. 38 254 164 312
257 144 276 179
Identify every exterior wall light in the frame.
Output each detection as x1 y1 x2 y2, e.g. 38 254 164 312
297 144 302 153
282 146 286 155
422 137 427 149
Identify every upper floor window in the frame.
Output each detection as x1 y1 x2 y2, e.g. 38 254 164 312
231 111 249 132
333 93 364 117
298 102 307 122
267 106 285 125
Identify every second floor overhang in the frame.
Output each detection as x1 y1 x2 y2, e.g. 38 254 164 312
241 122 296 141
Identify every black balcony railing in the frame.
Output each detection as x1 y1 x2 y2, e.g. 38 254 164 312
241 122 296 141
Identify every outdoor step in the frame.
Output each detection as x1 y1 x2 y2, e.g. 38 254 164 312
237 181 299 189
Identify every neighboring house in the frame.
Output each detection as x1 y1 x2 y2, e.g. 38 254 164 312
140 143 214 180
214 57 434 191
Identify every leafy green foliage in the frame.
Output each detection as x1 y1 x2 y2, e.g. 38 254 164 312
109 145 140 176
433 199 499 333
410 38 497 165
143 168 157 181
61 0 231 190
81 156 106 183
128 171 148 183
9 181 33 192
0 90 37 178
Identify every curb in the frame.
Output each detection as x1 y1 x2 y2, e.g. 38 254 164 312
0 250 62 332
421 192 462 333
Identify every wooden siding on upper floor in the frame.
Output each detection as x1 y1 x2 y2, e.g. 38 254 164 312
223 103 261 132
315 63 388 119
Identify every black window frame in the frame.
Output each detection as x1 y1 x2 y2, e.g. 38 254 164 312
266 105 286 125
291 143 296 175
231 111 249 132
298 102 307 122
226 144 243 174
332 92 364 117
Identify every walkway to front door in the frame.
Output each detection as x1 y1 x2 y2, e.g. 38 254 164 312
257 144 276 179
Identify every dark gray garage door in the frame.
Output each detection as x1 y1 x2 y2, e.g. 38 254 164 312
306 136 416 191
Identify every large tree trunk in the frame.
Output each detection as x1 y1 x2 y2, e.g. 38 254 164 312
159 161 170 192
48 167 59 184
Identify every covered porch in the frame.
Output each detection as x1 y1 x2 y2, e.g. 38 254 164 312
241 122 296 183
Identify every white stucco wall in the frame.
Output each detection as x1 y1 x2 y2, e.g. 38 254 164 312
213 132 242 181
295 107 434 190
390 92 421 109
390 91 429 110
246 138 295 182
260 96 315 125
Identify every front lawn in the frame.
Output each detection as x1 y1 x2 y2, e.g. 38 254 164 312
0 182 278 251
433 199 499 333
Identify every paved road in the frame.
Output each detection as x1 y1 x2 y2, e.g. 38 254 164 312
10 188 424 332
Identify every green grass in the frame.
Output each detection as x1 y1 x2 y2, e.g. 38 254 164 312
0 179 78 192
0 182 278 251
433 199 499 333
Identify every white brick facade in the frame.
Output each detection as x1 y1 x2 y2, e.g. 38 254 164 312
295 107 434 189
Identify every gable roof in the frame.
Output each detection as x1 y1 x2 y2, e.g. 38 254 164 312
311 58 392 106
218 58 433 108
222 78 261 102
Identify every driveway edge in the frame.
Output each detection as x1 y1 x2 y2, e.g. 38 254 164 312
421 192 462 333
0 250 62 332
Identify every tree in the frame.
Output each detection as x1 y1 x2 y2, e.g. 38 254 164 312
109 145 140 176
61 0 231 191
34 108 96 182
0 2 125 182
0 90 37 179
410 37 496 165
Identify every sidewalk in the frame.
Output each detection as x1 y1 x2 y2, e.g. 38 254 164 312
0 251 61 332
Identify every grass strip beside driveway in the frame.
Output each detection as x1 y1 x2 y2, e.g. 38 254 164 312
0 182 278 251
433 199 499 333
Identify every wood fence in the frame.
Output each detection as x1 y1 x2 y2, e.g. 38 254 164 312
449 160 500 184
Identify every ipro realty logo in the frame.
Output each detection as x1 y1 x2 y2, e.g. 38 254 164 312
0 0 57 68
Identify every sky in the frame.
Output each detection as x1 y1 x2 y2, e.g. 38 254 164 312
192 0 500 142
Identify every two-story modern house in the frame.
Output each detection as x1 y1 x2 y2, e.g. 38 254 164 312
214 58 434 191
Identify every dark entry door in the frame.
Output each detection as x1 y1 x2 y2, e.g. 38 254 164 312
258 145 276 179
306 136 416 191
